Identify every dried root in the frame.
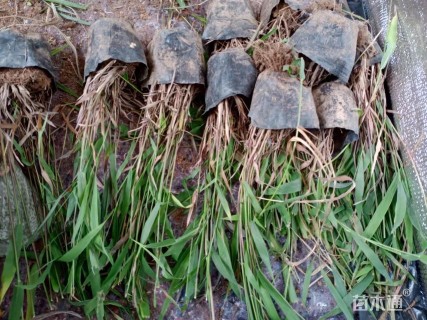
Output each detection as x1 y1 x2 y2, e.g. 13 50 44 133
76 60 142 148
135 82 198 189
0 68 52 165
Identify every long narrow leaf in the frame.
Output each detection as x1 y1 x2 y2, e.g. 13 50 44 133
321 270 354 320
381 14 398 69
60 223 104 262
250 222 273 278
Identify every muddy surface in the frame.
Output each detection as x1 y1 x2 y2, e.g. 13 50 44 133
290 9 359 83
249 70 320 129
205 49 258 112
0 28 56 81
0 67 52 92
84 18 148 80
313 81 359 143
285 0 339 12
252 41 294 72
147 27 205 85
202 0 258 41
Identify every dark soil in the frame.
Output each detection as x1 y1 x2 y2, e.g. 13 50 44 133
0 67 52 92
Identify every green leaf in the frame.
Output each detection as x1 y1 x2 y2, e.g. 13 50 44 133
17 263 53 290
171 194 191 209
211 251 240 297
102 245 129 292
215 230 241 297
190 14 207 26
381 14 398 69
331 267 347 298
321 270 354 320
285 267 298 303
243 182 262 214
264 178 302 196
350 230 392 282
354 156 366 216
250 222 273 278
363 174 398 238
132 241 173 278
60 223 104 262
57 82 79 98
90 179 100 230
261 27 277 41
176 0 186 8
215 184 232 218
392 179 407 233
299 57 306 81
259 286 281 320
257 271 303 319
45 0 88 10
355 265 373 279
322 273 374 319
404 214 414 252
12 141 32 166
50 44 69 56
58 12 91 25
9 285 24 320
301 262 313 305
243 255 260 291
140 202 161 244
25 264 38 319
0 224 23 303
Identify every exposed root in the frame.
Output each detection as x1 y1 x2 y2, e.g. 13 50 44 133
0 68 53 251
135 83 198 190
76 60 143 148
0 67 52 93
304 0 342 12
252 41 294 73
126 82 199 311
350 55 382 148
0 82 49 164
200 97 248 166
212 38 247 53
267 4 305 39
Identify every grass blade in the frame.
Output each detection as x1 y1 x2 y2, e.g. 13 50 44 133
44 0 88 10
9 285 24 320
250 222 273 278
381 14 398 69
58 13 91 25
350 229 392 282
259 286 281 320
59 223 104 262
363 174 398 238
257 271 303 319
0 224 23 303
244 182 262 213
211 251 240 297
321 270 354 320
301 262 313 305
322 273 374 319
392 178 407 233
264 177 302 196
140 203 161 244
